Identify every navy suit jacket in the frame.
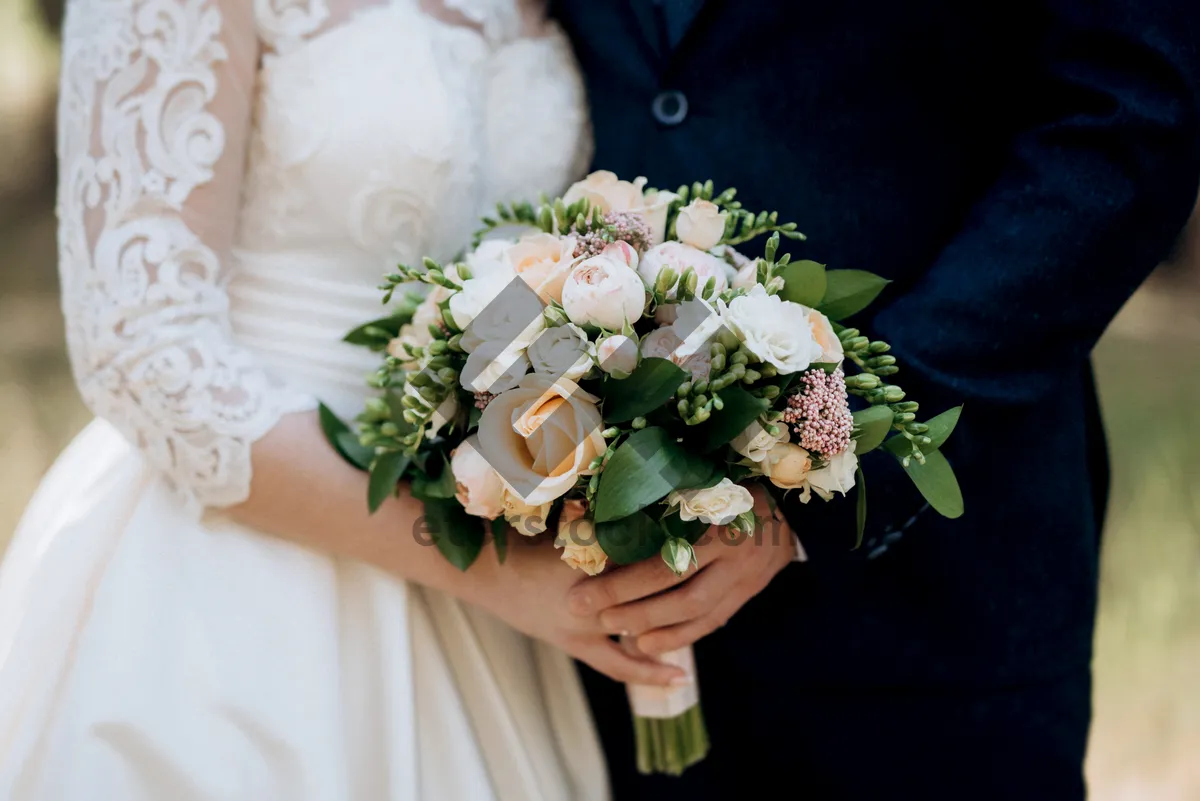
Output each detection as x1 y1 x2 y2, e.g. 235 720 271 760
555 0 1200 691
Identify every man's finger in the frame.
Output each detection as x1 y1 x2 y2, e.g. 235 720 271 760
598 563 735 636
580 640 688 686
567 557 684 617
635 593 744 656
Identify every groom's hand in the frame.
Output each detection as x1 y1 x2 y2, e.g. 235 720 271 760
568 486 798 656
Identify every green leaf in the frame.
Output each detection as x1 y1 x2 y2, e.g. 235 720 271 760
491 517 508 565
411 454 456 501
925 405 963 450
778 260 827 307
468 405 482 432
422 498 485 571
852 405 894 455
343 309 418 348
810 362 840 375
885 446 964 519
854 467 867 548
661 513 709 545
601 358 689 423
593 427 697 523
368 451 411 514
817 270 891 321
698 386 770 452
318 403 375 471
594 511 669 565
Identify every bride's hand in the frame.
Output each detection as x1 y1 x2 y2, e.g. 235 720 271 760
463 534 687 687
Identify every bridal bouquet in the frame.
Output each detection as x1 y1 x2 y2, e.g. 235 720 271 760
323 171 964 775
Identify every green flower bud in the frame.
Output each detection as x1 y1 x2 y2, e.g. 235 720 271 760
712 394 725 411
441 308 458 331
701 276 717 300
437 367 458 384
631 416 648 430
692 380 709 396
762 385 780 399
729 363 747 380
717 329 741 352
846 373 880 390
837 327 861 343
409 371 432 387
677 399 690 417
709 342 726 359
426 355 451 370
693 394 708 408
359 432 379 447
873 365 900 376
602 427 621 439
402 410 421 426
710 353 726 373
868 341 891 354
693 406 711 423
847 337 871 352
742 369 761 384
400 394 423 410
676 381 693 399
656 267 678 296
906 422 929 435
428 340 448 356
758 364 778 378
418 385 441 403
765 424 781 437
730 350 749 366
543 305 569 326
764 410 784 423
883 385 906 402
867 355 896 368
365 397 390 420
447 334 464 352
764 276 786 294
894 412 916 424
456 262 472 281
894 401 920 413
380 422 400 437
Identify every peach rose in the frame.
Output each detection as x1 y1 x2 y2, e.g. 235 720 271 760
475 374 606 506
562 170 679 245
555 500 608 575
502 488 552 536
805 306 844 364
674 199 728 251
507 233 580 304
762 442 814 491
450 436 506 519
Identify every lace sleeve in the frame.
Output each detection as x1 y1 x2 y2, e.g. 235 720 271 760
57 0 313 513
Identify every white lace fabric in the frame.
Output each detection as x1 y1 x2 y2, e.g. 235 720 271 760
56 0 576 513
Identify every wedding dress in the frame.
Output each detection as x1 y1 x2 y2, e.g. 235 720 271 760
0 1 604 798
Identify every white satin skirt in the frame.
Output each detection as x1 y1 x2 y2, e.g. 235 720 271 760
0 419 608 801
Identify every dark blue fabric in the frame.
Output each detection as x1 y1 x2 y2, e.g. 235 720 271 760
554 0 1200 796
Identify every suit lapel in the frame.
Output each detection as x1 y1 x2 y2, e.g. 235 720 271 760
662 0 710 50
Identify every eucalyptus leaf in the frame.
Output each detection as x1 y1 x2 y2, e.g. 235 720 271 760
854 467 867 548
595 511 669 565
593 428 697 523
925 405 963 450
818 270 891 321
601 358 689 423
423 498 485 571
697 387 771 453
368 451 411 514
319 403 374 471
852 405 894 455
886 446 964 519
778 260 827 308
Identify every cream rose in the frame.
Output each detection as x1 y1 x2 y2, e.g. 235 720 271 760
462 346 530 394
502 488 552 536
637 241 729 298
450 436 506 519
475 374 606 506
732 422 790 464
668 478 755 526
720 285 822 375
466 237 516 279
562 170 679 245
762 442 814 490
557 517 608 576
507 233 580 303
639 325 710 381
528 323 591 381
561 255 646 330
593 334 639 376
674 199 728 251
449 269 514 330
805 306 844 364
806 442 859 501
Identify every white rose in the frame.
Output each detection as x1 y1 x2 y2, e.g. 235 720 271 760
561 255 646 330
561 171 678 245
763 442 814 491
674 199 728 251
805 306 844 364
732 422 790 463
502 488 551 536
475 375 606 506
806 442 859 501
638 241 729 298
450 436 506 519
555 499 608 575
667 478 755 526
719 285 823 375
528 323 592 381
462 345 530 393
466 238 517 279
670 297 723 361
507 233 580 304
639 324 709 381
594 334 639 376
449 269 514 330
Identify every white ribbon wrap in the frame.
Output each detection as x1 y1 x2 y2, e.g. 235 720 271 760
625 646 699 719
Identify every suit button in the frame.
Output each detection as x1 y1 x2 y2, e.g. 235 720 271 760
651 90 688 126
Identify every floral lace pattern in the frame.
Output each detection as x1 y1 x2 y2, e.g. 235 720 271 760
58 0 314 513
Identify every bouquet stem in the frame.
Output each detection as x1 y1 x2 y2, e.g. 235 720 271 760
625 644 709 776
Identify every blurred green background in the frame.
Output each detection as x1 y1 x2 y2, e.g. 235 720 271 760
1 2 1198 797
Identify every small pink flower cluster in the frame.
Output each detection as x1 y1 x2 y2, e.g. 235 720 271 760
782 367 854 457
473 391 495 410
572 211 652 258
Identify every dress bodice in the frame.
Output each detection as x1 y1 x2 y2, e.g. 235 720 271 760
55 0 591 510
